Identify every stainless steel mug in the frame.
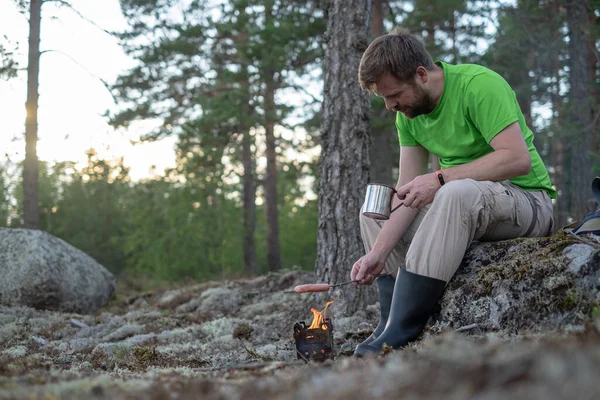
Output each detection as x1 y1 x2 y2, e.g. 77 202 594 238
362 183 403 220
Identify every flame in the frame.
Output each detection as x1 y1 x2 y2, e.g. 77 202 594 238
308 301 333 330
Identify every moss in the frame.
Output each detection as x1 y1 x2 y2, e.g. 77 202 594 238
512 260 534 280
244 291 258 301
562 290 583 311
179 354 209 368
184 312 212 325
233 324 254 340
112 344 132 362
243 345 274 362
380 343 394 357
546 237 580 256
133 346 160 368
90 349 114 371
476 266 505 295
37 322 66 341
104 291 128 308
590 303 600 320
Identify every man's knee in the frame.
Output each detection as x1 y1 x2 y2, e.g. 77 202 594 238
359 208 383 240
433 178 483 208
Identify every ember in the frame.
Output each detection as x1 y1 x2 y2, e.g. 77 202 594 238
294 301 334 361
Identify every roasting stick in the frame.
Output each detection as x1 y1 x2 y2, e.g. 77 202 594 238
285 274 389 294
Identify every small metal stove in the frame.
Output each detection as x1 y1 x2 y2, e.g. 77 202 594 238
293 318 334 361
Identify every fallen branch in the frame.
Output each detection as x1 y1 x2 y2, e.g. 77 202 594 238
455 323 479 333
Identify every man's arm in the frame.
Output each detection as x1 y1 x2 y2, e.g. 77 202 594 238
442 121 531 183
397 122 531 208
351 145 429 284
371 145 429 259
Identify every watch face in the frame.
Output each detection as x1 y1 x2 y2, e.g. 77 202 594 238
437 172 445 186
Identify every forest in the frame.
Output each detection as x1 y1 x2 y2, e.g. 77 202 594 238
1 0 598 284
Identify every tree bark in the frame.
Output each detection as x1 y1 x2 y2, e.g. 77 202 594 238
368 0 394 185
588 8 599 160
316 0 374 313
566 0 594 219
371 0 384 38
23 0 42 229
241 72 256 275
242 130 257 275
264 75 281 272
237 5 257 276
262 2 281 272
548 0 566 226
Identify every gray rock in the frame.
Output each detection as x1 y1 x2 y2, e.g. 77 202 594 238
438 237 600 334
69 318 89 329
30 335 47 345
0 228 115 313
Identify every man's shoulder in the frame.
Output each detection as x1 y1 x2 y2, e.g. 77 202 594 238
441 61 504 85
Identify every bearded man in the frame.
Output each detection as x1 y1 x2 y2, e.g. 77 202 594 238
351 28 556 357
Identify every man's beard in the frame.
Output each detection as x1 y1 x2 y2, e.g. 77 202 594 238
396 85 436 119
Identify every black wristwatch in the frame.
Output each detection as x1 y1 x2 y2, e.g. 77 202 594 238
435 170 445 187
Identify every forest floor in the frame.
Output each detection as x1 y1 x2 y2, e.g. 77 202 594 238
1 236 600 399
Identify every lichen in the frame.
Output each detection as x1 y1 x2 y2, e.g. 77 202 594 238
0 246 598 399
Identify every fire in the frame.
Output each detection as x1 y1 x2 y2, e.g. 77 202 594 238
308 301 333 330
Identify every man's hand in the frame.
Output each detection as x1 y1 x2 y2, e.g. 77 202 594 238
396 173 439 209
350 251 387 285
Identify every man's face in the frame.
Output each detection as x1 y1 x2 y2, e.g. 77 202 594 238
375 72 435 119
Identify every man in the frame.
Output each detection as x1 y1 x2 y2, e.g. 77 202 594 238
351 28 556 357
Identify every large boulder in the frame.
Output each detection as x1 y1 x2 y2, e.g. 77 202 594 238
0 228 115 313
437 234 600 335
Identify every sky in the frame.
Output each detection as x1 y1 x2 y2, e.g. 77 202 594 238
0 0 177 181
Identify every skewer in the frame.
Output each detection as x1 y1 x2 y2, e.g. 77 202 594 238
284 274 390 294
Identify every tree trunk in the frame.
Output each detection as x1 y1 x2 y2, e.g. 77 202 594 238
588 9 599 162
237 6 257 276
23 0 41 229
368 0 394 185
566 0 594 219
264 77 281 272
316 0 373 314
520 52 535 131
371 0 383 38
552 56 568 226
422 0 440 172
242 130 257 275
262 2 282 273
550 0 567 227
450 10 458 64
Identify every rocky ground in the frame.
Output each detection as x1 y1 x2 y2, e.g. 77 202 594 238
1 233 599 399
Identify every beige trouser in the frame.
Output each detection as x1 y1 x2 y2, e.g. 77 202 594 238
360 179 554 283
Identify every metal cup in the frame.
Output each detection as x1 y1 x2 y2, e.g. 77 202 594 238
362 183 403 220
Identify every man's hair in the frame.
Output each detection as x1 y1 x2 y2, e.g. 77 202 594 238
358 27 435 93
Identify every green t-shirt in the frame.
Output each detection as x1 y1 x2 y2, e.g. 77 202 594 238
397 61 556 199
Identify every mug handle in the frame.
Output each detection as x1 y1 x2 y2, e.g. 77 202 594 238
391 203 404 213
390 188 403 213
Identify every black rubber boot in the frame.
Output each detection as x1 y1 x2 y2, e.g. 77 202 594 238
353 268 446 358
354 274 395 352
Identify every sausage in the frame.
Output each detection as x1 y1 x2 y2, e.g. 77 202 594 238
293 283 331 293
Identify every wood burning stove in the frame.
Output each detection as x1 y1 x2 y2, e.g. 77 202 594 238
293 318 334 361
